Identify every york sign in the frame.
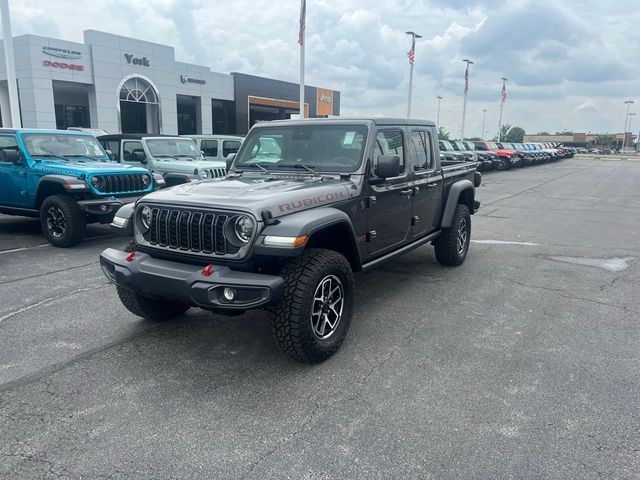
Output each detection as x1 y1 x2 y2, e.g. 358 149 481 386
124 54 150 67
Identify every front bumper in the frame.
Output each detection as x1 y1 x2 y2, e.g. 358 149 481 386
100 248 284 311
78 194 146 216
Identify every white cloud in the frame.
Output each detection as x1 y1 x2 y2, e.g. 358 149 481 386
5 0 640 135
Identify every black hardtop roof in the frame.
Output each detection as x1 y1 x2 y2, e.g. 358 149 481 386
254 117 436 128
96 133 177 140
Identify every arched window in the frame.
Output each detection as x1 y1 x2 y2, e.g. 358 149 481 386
119 77 159 104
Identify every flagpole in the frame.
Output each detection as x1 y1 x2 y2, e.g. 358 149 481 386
298 0 306 118
498 77 508 141
1 0 21 128
405 31 421 119
460 59 473 139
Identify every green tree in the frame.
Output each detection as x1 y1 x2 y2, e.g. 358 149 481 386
505 126 525 143
467 137 483 141
498 123 512 141
437 126 450 140
537 131 550 135
555 131 573 135
595 133 615 147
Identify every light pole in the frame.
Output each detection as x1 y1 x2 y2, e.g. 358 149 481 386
628 113 636 151
498 77 508 141
622 100 634 149
0 0 21 127
481 109 487 140
460 59 473 139
405 31 422 118
436 96 442 127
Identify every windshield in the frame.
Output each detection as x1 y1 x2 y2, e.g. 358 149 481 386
439 141 454 151
235 125 367 173
22 133 108 159
146 138 202 159
454 141 467 151
488 142 500 149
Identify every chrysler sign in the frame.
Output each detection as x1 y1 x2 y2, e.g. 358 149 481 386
42 46 82 60
180 75 206 85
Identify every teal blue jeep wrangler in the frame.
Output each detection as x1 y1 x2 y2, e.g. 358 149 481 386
0 129 160 247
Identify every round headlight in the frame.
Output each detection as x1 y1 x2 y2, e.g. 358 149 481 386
201 169 210 179
90 176 101 188
141 174 151 187
234 215 253 243
140 206 152 232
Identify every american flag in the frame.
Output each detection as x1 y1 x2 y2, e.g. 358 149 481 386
298 0 306 46
464 63 469 94
407 36 415 65
501 82 507 102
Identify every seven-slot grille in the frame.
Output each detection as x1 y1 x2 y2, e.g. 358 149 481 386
206 168 227 178
143 206 242 256
92 174 148 194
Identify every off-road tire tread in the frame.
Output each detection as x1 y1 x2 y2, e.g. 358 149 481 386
270 248 353 363
116 285 189 321
434 204 471 267
40 194 86 247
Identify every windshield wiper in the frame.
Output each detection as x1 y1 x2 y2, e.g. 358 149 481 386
240 162 271 173
277 163 318 175
174 154 199 160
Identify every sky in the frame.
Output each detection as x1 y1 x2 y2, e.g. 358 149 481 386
6 0 640 138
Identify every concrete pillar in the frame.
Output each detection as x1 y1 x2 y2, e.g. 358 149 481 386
200 96 212 134
0 83 11 127
17 77 56 129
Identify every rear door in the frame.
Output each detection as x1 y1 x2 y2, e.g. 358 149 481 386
409 129 442 237
0 134 27 207
366 128 413 256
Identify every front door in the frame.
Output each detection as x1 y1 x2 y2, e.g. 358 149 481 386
0 134 28 207
366 129 413 256
409 129 442 237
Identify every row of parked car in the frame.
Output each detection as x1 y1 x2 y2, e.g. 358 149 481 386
438 140 575 172
0 128 243 247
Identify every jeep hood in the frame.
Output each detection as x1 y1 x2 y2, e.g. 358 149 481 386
33 159 149 177
140 175 355 219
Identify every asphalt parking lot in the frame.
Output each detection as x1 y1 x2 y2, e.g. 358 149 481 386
1 157 638 479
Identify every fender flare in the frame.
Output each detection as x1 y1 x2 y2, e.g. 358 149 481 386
35 175 88 208
440 179 474 229
163 172 199 187
254 207 361 269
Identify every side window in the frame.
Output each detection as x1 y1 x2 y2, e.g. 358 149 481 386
410 131 432 171
102 140 119 161
370 130 405 178
201 140 218 157
123 141 144 162
223 140 241 157
0 135 18 151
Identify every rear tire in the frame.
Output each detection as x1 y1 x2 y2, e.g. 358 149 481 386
434 204 471 266
40 195 86 247
270 248 354 363
117 286 190 321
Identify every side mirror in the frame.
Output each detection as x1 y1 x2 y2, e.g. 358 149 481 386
226 153 236 170
375 154 400 179
105 149 114 161
132 151 147 163
0 149 20 164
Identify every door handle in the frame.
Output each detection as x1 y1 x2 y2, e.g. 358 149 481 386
426 182 438 188
400 189 413 195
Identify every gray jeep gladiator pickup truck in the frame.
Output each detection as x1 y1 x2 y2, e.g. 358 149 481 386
100 118 481 363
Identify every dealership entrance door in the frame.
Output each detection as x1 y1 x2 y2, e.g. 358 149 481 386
53 81 91 130
176 95 201 135
119 77 160 134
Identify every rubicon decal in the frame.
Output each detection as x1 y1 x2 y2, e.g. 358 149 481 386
278 191 345 212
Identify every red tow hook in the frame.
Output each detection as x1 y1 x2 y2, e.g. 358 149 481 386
126 252 135 263
202 264 214 277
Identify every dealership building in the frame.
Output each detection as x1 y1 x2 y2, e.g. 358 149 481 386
0 30 340 136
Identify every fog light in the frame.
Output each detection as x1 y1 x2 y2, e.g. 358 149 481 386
100 204 108 212
223 287 236 301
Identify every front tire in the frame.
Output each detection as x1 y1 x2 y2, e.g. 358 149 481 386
434 204 471 266
116 286 190 321
270 248 354 363
40 195 86 247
